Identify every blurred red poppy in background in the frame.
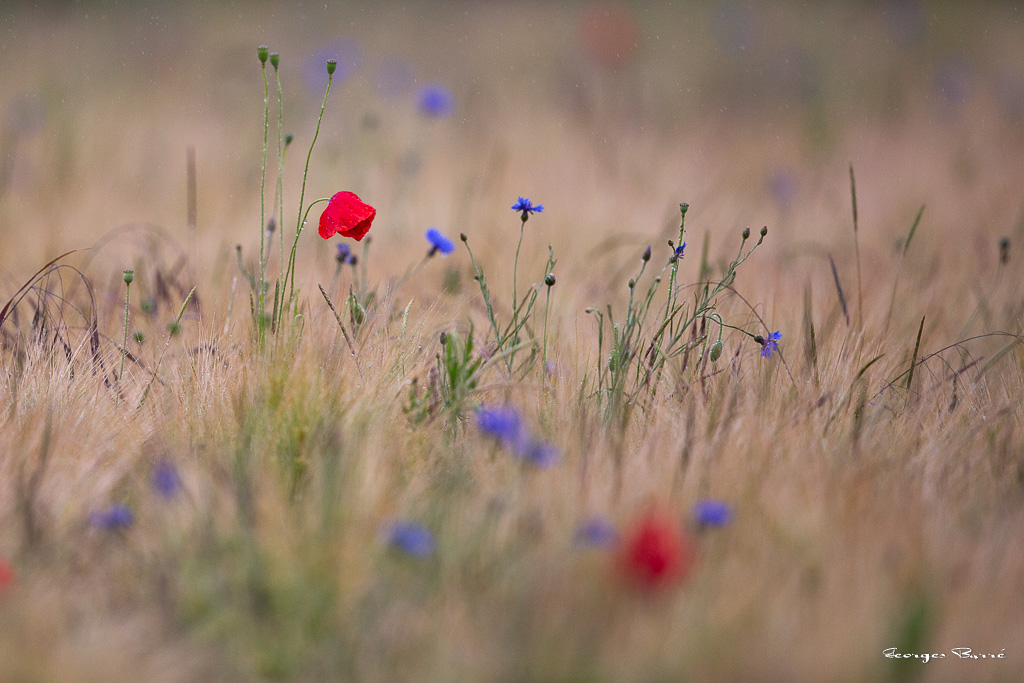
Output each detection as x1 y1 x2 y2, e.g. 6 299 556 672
0 557 14 591
580 2 638 69
319 191 376 241
620 509 694 589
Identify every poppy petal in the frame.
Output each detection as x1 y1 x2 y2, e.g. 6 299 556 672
319 191 376 241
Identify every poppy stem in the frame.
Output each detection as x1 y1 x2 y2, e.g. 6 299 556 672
274 59 285 284
284 70 333 329
258 60 270 344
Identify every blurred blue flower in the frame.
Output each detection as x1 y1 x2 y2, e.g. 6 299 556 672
375 57 416 99
336 242 356 265
418 84 454 118
995 71 1024 122
5 93 46 136
152 461 181 499
518 440 560 469
712 1 756 54
573 518 618 548
934 53 973 105
767 168 798 207
91 503 134 531
386 521 435 558
693 499 733 527
674 242 686 259
477 406 524 445
304 38 362 91
425 228 455 256
883 0 926 47
760 330 781 358
511 197 544 217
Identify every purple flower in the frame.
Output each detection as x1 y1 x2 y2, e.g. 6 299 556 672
511 197 544 218
477 406 525 445
386 522 435 557
417 84 454 118
573 518 618 548
518 440 560 469
478 406 560 468
760 331 781 358
425 228 455 256
152 461 181 499
91 503 134 531
693 500 733 527
336 242 357 266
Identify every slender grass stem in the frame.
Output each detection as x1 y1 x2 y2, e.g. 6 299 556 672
116 270 133 407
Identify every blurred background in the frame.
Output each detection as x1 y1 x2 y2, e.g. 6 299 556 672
0 0 1022 307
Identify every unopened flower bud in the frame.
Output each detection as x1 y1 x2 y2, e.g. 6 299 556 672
628 278 635 289
123 269 134 285
460 232 468 242
284 133 294 146
269 52 279 69
440 331 448 345
257 45 269 64
679 202 689 217
642 246 651 262
999 237 1010 265
326 59 337 75
709 339 723 362
760 226 768 237
544 273 556 287
742 227 750 240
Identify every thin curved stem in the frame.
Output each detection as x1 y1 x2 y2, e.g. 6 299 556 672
282 71 333 327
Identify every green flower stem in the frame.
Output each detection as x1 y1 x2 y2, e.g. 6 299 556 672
508 217 526 369
258 61 269 340
274 62 285 275
284 71 334 325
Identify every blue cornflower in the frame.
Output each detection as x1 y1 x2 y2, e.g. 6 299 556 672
336 242 357 266
693 499 733 527
152 461 181 499
425 228 455 256
417 84 454 118
674 242 686 259
518 440 560 469
573 518 618 548
760 330 782 358
511 197 544 219
476 406 524 445
386 521 435 558
91 503 134 531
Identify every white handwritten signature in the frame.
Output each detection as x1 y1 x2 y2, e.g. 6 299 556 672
883 648 1006 663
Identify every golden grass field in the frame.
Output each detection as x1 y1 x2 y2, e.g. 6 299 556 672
1 1 1023 681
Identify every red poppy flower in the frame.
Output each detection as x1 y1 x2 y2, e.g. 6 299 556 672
620 510 694 589
0 557 14 591
319 191 376 241
580 3 638 70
